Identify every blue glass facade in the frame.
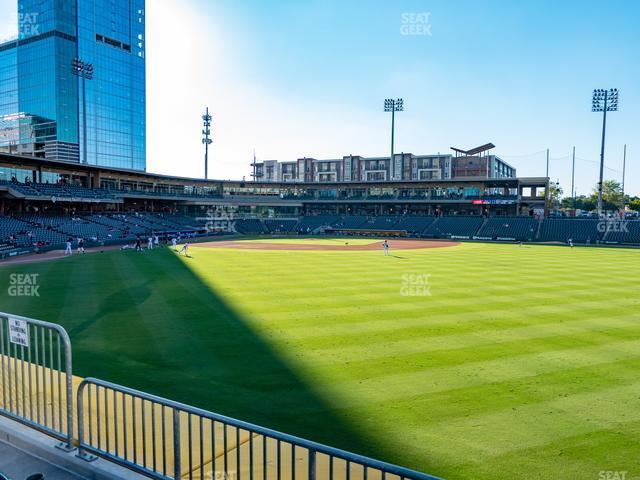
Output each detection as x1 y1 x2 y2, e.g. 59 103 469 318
0 0 146 170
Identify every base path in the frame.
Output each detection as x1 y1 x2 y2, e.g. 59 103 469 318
198 238 459 251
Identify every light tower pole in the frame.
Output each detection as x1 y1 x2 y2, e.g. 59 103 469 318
571 146 576 214
71 58 94 165
202 107 212 179
621 144 627 212
592 88 619 215
384 98 404 177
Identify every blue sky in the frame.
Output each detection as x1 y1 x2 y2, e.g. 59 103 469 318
1 0 639 194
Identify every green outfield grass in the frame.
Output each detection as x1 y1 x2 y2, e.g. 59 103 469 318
1 241 639 480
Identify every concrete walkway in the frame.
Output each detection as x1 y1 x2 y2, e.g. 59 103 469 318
0 441 83 480
0 416 145 480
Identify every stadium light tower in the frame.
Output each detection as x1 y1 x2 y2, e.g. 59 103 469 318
202 107 213 179
71 58 94 165
592 88 619 215
384 98 404 165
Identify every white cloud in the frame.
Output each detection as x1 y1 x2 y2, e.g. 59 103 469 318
0 0 17 43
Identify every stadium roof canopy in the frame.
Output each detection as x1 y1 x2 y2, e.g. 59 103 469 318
450 143 496 156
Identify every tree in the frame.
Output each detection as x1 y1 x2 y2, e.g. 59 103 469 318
569 195 596 212
590 180 623 212
548 182 563 208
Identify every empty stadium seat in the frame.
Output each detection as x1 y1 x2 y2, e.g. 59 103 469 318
394 216 437 234
359 217 402 230
332 216 368 229
234 219 268 234
423 216 484 238
538 218 602 243
476 217 539 241
296 216 340 233
264 219 299 233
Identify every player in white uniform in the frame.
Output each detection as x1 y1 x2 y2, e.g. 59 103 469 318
383 240 389 256
65 239 72 255
171 236 178 251
147 235 154 250
179 242 189 256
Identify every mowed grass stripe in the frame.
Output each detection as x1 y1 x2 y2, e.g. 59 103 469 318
341 356 640 427
295 320 640 377
278 309 639 352
270 300 637 338
306 338 640 408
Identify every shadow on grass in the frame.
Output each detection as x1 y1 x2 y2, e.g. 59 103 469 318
55 249 418 471
68 279 153 338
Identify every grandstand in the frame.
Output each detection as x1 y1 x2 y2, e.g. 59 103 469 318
3 213 640 257
0 153 638 257
0 212 207 258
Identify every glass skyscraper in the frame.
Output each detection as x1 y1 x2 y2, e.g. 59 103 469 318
0 0 146 171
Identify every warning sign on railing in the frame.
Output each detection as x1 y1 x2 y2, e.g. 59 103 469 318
8 317 29 347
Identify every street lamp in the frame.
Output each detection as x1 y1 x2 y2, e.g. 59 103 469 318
71 58 94 164
592 88 619 215
202 107 212 179
384 98 404 176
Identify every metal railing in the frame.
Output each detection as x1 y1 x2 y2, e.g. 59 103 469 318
77 378 443 480
0 312 74 451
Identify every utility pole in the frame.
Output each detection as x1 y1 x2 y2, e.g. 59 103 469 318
545 148 549 178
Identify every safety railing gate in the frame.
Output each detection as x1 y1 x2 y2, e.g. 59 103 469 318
0 312 74 451
77 378 443 480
